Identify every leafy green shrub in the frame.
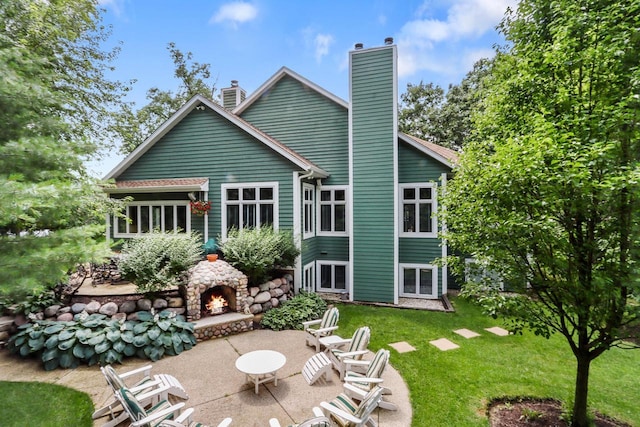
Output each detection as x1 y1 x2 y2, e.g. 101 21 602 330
260 291 327 331
117 231 203 294
12 288 60 315
8 311 196 370
220 227 300 285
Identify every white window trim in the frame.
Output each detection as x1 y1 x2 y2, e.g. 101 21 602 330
113 201 191 238
316 185 349 237
399 183 438 238
302 183 315 240
220 182 279 239
399 263 438 299
316 260 349 294
302 261 316 293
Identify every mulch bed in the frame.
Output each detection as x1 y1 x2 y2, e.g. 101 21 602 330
487 397 631 427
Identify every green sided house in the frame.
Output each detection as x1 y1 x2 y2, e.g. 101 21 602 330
104 39 458 305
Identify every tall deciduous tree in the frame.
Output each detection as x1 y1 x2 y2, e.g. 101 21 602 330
116 43 217 154
441 1 640 426
0 0 126 297
399 58 492 151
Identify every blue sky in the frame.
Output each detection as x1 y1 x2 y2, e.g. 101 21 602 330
92 0 517 177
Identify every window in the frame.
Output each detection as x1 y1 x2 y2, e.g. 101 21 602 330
317 186 347 235
303 184 315 239
303 262 315 293
114 202 189 237
317 261 348 293
400 183 437 237
400 264 438 298
222 183 278 235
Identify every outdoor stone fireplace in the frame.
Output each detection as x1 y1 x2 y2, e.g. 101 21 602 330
185 260 249 321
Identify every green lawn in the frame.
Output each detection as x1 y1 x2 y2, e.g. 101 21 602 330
335 297 640 426
0 381 94 426
3 297 638 426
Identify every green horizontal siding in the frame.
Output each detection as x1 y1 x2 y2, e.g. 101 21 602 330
398 141 450 183
240 75 349 185
302 236 349 265
117 109 300 238
399 239 441 264
351 46 396 303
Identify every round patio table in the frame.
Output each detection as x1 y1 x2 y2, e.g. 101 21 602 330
235 349 286 394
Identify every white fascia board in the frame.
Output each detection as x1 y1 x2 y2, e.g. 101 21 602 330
398 133 454 169
233 66 348 115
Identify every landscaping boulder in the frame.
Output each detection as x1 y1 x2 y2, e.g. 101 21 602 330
57 313 73 322
44 305 61 318
137 299 152 311
119 300 137 314
167 297 184 308
99 302 119 316
153 298 168 309
112 313 127 321
85 300 101 314
71 303 86 314
254 291 271 304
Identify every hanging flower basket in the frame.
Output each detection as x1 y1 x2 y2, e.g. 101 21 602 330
190 200 211 216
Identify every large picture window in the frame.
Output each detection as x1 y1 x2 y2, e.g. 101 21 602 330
317 186 347 236
400 264 438 299
114 202 189 237
317 261 348 293
222 183 278 235
303 184 315 239
400 183 437 237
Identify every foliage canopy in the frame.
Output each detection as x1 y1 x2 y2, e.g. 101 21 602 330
0 0 127 298
441 1 640 426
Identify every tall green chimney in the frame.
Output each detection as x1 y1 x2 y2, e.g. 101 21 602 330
349 39 398 303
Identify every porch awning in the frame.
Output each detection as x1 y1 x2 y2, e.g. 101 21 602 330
104 177 209 193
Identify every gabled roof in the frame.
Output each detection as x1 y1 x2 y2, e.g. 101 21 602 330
108 177 209 193
104 94 329 180
399 132 459 168
233 66 349 115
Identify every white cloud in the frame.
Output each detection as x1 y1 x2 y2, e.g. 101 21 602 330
302 28 335 64
314 33 334 63
396 0 517 80
210 2 258 27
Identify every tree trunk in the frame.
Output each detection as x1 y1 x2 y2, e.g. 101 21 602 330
572 353 591 427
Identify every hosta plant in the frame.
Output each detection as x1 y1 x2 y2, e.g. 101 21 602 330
8 311 196 370
260 291 327 331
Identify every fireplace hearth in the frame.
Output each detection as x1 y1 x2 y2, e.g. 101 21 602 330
184 260 249 322
201 285 236 317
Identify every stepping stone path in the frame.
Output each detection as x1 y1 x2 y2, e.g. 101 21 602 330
389 341 416 353
485 326 510 336
387 326 510 354
429 338 460 351
454 328 481 339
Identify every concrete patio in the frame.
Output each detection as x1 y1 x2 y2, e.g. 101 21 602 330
0 329 412 426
